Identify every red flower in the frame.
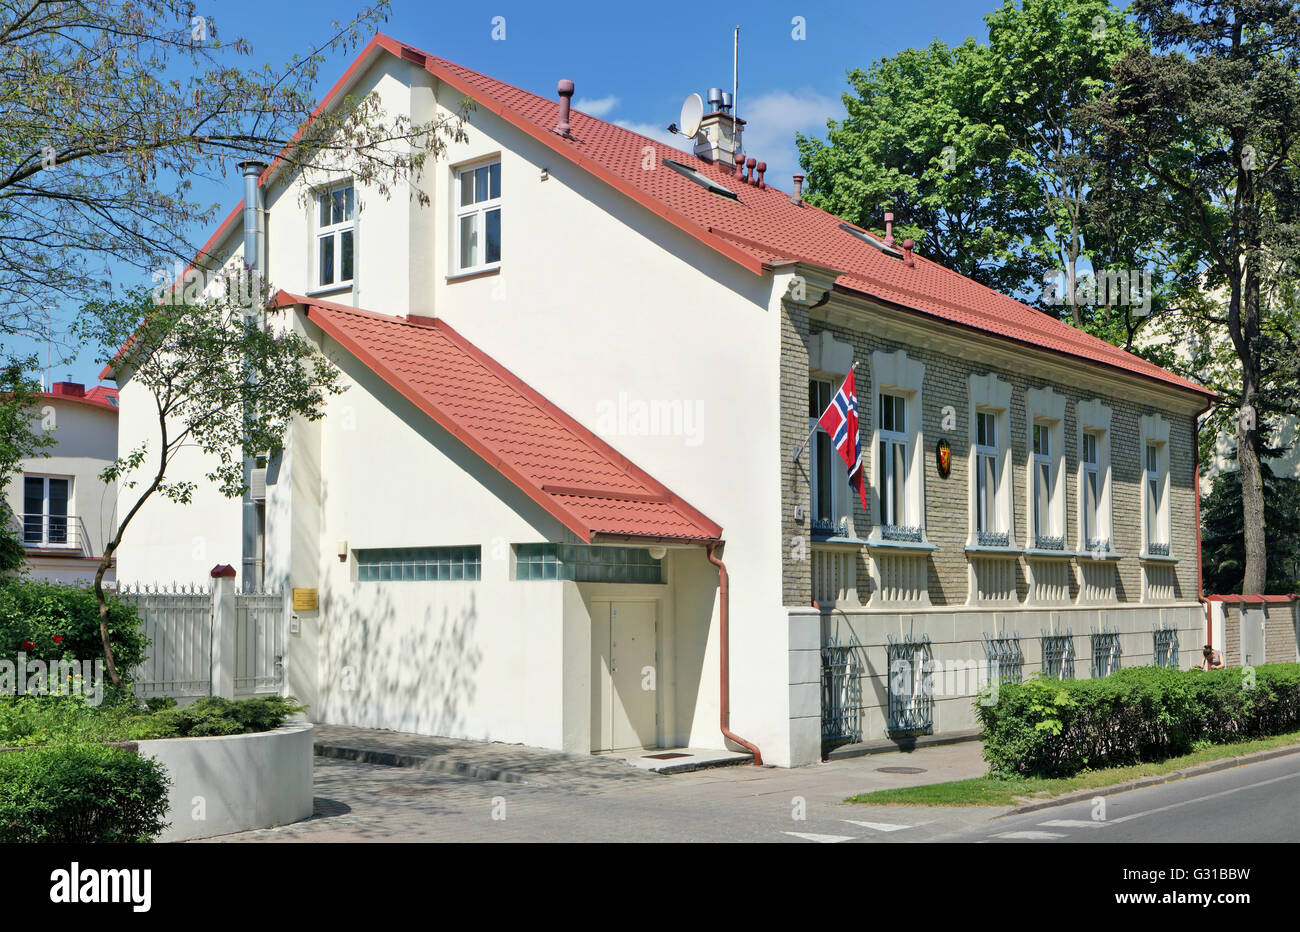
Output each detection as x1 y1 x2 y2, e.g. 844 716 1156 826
21 640 34 651
51 635 63 644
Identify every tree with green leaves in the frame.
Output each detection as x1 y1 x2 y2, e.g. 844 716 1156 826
75 286 343 686
0 358 56 571
796 0 1143 311
1082 0 1300 594
1201 462 1300 595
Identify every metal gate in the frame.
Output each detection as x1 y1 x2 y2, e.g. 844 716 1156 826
121 583 214 698
234 590 285 695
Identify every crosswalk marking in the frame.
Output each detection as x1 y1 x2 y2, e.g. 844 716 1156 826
784 831 855 843
842 819 920 832
991 830 1067 840
1039 819 1108 829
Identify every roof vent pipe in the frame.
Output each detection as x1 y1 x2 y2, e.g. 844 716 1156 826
554 79 575 136
237 160 267 278
720 90 733 112
790 174 804 205
902 238 915 267
884 211 895 247
755 161 766 189
707 87 724 111
745 156 756 185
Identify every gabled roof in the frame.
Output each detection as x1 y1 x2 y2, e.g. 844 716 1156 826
277 291 722 544
156 32 1212 401
370 33 1211 400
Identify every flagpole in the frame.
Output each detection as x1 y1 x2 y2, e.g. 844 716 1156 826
792 360 857 462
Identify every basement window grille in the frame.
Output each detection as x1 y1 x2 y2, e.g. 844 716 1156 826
1153 623 1179 670
821 635 862 749
514 543 663 584
1090 626 1123 678
886 633 933 736
982 631 1024 685
356 546 481 582
1042 630 1075 680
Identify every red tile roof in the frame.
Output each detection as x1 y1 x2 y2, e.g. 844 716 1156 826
372 34 1212 400
279 292 722 544
1205 594 1298 603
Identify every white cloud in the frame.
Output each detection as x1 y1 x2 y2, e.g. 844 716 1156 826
574 95 620 118
733 89 842 189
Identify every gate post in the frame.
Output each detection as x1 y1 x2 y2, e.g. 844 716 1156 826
210 564 238 698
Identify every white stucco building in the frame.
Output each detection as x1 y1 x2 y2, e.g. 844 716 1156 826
110 34 1215 767
7 381 118 585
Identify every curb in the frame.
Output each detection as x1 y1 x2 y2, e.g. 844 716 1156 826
826 728 983 761
314 743 532 784
1001 740 1300 817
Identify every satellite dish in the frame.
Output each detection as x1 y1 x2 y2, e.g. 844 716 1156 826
679 93 704 138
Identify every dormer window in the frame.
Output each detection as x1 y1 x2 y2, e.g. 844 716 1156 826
317 185 355 289
455 160 501 273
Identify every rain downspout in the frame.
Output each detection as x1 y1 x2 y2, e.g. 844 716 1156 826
707 543 763 765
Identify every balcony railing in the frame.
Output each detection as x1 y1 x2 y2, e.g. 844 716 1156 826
18 513 92 557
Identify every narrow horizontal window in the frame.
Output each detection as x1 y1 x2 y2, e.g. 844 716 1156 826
513 543 663 584
356 546 481 582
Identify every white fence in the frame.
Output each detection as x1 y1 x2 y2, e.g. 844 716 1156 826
120 578 285 700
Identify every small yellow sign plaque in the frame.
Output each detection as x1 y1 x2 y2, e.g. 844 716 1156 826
292 588 318 612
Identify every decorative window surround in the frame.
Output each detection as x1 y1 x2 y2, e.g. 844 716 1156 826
1025 387 1067 551
1076 399 1114 554
867 350 927 607
1139 413 1172 560
967 373 1016 605
808 331 858 541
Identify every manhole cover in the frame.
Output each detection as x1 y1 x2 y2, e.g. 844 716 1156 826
643 752 691 760
876 766 926 774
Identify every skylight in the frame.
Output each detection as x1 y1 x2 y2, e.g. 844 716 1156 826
840 222 903 259
663 159 738 200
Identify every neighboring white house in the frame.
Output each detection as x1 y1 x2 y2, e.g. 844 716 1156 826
7 381 118 585
109 34 1214 767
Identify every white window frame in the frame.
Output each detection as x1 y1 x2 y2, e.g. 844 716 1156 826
1139 413 1172 557
809 377 849 536
1024 386 1066 549
453 158 502 274
878 393 909 527
869 349 926 541
968 373 1014 547
314 183 355 291
1076 399 1114 554
22 473 73 548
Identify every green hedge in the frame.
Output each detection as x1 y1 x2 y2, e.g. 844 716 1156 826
0 578 148 675
977 664 1300 777
0 744 169 842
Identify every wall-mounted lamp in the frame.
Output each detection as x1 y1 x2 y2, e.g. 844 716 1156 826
337 540 348 562
647 545 667 560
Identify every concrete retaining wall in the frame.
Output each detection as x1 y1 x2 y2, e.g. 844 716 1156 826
136 722 313 842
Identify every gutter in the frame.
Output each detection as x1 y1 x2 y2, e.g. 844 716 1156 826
1194 399 1213 646
706 543 763 765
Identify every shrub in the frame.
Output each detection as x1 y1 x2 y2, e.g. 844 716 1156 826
0 744 169 842
145 696 305 739
977 663 1300 777
0 578 148 675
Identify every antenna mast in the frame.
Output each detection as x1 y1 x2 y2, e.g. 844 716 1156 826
732 26 739 164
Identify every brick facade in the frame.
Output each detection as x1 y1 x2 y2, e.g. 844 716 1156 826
781 290 1202 609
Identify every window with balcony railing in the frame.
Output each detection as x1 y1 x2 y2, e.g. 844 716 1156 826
22 475 71 547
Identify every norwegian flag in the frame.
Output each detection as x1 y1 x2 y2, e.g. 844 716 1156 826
817 369 867 509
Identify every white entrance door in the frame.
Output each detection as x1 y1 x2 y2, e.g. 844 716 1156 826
591 600 658 751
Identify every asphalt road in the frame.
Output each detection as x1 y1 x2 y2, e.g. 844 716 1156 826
212 744 1300 843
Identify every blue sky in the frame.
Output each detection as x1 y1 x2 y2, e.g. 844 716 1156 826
25 0 1020 384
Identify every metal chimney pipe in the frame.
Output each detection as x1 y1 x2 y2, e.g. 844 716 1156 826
791 174 804 205
555 79 575 136
237 161 267 276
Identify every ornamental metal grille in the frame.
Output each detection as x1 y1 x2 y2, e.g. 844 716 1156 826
1090 626 1123 678
1042 630 1075 680
977 530 1010 547
1034 535 1065 551
882 524 923 542
983 631 1024 684
1152 623 1179 670
821 635 862 748
1148 542 1171 557
1086 537 1111 554
886 633 933 735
